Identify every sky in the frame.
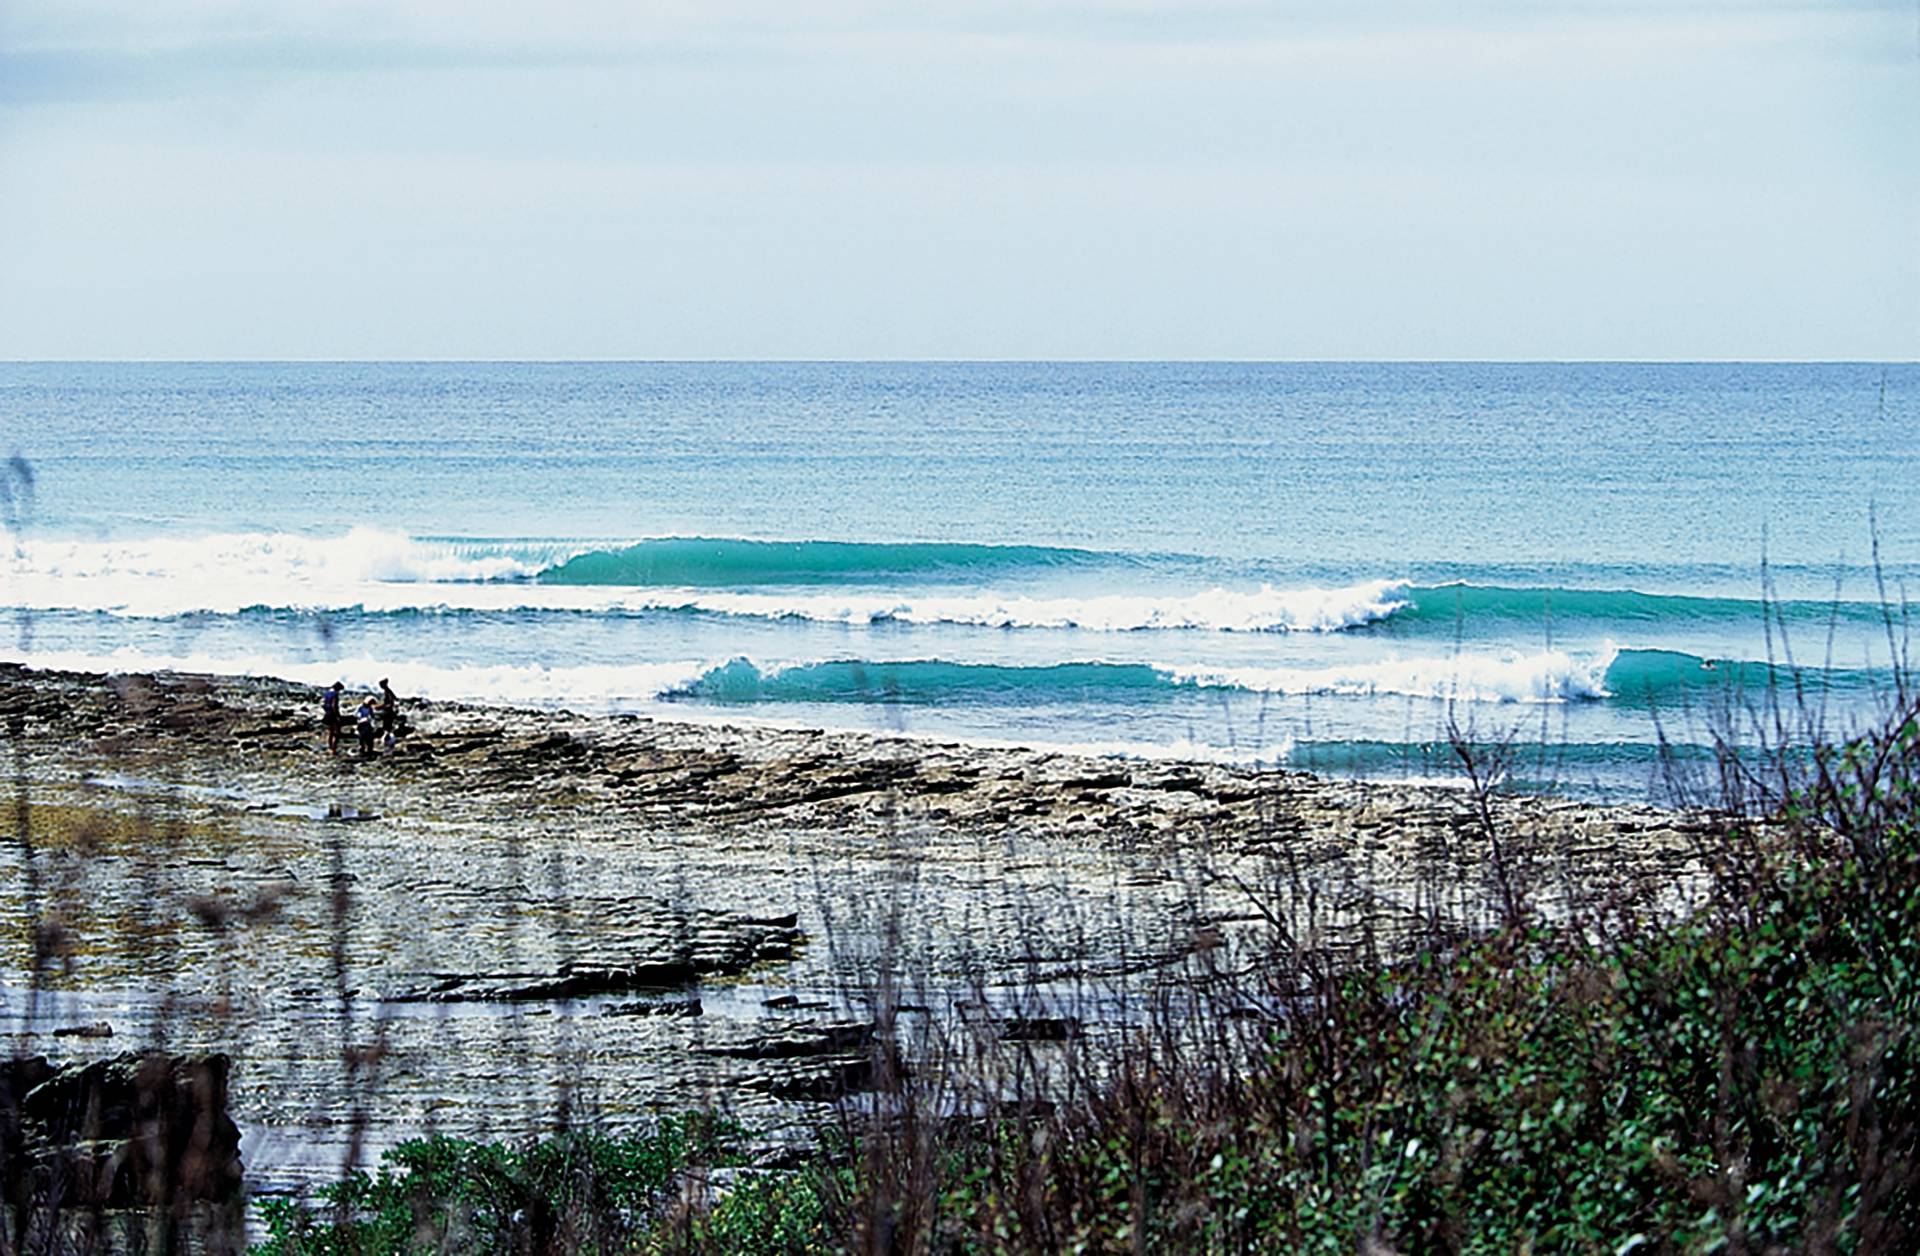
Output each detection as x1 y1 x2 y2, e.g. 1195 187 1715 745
0 1 1914 360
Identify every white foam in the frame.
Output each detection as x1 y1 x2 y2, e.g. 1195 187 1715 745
3 647 711 710
639 580 1410 633
1169 644 1620 704
2 535 1411 635
636 707 1294 766
990 731 1295 765
0 529 559 617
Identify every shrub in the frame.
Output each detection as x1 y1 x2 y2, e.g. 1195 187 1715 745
253 1116 747 1255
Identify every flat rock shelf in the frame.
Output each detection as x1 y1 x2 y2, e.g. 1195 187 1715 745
0 664 1715 1194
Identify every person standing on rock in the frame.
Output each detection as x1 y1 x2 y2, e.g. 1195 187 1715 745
321 681 346 754
378 678 402 751
354 694 378 757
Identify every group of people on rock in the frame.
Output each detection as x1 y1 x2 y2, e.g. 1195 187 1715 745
321 678 404 756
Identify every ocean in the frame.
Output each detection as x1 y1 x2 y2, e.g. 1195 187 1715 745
4 361 1915 801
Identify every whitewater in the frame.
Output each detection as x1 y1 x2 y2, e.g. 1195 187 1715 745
3 361 1914 800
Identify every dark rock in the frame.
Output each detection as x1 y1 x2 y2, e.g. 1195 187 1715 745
0 1057 57 1155
764 995 832 1012
1058 772 1129 791
395 961 700 1003
230 720 310 739
50 1024 112 1040
387 912 806 1002
601 998 702 1018
2 1052 243 1210
999 1016 1082 1042
750 1144 814 1171
700 1022 874 1061
754 1059 883 1102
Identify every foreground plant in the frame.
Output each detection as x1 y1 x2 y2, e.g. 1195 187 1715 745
249 1115 830 1255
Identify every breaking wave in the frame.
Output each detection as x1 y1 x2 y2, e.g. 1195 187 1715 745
2 531 1896 648
536 537 1109 586
0 529 1408 630
667 649 1625 706
664 649 1879 707
6 642 1885 723
1394 582 1895 631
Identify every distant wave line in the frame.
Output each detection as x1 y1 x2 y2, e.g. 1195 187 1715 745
2 529 1906 635
10 580 1900 639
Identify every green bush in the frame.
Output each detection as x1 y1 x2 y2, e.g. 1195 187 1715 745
252 1115 748 1255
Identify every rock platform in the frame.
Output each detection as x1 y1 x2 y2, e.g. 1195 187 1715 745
0 663 1716 1193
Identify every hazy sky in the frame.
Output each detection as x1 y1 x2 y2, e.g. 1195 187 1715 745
1 1 1914 360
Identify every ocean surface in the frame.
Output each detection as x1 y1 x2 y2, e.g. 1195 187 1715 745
3 361 1916 801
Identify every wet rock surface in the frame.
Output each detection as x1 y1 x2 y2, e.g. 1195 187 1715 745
0 664 1717 1194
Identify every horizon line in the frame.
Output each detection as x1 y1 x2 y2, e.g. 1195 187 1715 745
3 358 1916 368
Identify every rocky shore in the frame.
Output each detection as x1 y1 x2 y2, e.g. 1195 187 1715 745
0 662 1712 857
0 663 1716 1192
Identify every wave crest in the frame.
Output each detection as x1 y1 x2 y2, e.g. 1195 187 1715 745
538 537 1104 587
671 648 1623 706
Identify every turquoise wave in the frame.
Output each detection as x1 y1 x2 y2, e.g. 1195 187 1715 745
1286 737 1718 774
673 659 1168 705
1281 737 1787 802
1395 583 1893 631
537 537 1110 587
1600 648 1886 701
526 542 1896 642
663 650 1891 709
